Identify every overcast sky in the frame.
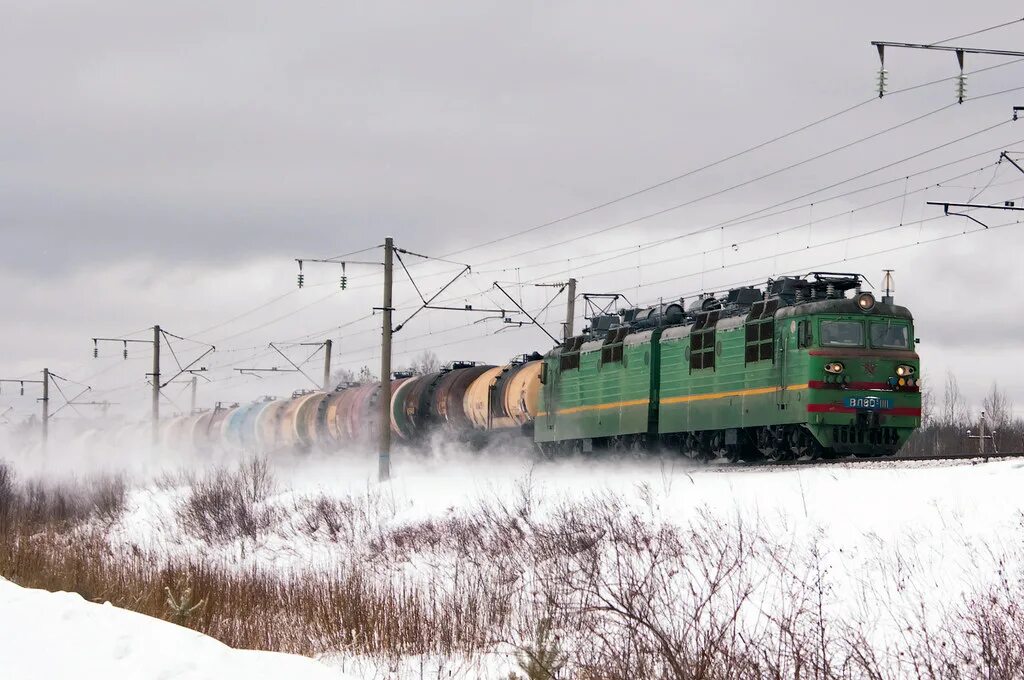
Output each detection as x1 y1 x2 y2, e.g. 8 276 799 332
2 1 1024 424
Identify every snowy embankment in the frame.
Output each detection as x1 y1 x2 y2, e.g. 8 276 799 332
0 577 354 680
108 449 1024 582
5 442 1024 678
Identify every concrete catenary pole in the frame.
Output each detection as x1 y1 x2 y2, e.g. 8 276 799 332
190 375 197 414
323 339 333 391
564 277 577 340
379 238 394 482
152 324 161 444
41 367 49 447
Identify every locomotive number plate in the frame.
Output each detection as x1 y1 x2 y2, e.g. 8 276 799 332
844 396 892 410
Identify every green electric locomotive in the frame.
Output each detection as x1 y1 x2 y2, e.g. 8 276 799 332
536 273 921 460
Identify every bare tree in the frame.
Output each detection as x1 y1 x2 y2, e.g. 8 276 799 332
357 365 378 383
412 350 441 376
919 379 935 428
941 371 968 428
982 382 1014 434
329 367 356 389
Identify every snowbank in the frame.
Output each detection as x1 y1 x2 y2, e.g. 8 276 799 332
0 577 355 680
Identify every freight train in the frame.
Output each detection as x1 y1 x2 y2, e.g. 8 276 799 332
111 272 922 461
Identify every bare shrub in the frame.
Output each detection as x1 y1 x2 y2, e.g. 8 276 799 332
4 462 1024 677
296 494 363 543
90 475 127 524
177 460 277 543
0 460 14 532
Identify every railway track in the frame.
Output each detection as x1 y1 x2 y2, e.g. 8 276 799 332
729 451 1024 469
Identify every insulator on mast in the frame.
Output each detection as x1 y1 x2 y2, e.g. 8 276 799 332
876 43 887 98
93 339 99 359
955 49 966 104
123 341 128 360
297 260 304 288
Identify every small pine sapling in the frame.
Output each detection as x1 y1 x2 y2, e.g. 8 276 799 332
164 575 206 626
510 617 566 680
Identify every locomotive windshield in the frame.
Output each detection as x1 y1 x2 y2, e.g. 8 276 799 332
820 320 864 347
870 321 910 349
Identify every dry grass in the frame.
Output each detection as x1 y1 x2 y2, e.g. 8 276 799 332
1 458 1023 678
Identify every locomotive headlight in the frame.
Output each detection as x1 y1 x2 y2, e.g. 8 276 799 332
895 364 915 377
856 292 876 311
824 362 844 374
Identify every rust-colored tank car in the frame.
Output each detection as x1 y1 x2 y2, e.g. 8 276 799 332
432 364 493 431
398 371 440 439
347 378 410 444
191 405 235 452
323 387 360 448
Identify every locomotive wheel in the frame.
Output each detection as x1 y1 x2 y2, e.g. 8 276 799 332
534 441 556 461
758 427 786 462
682 433 708 462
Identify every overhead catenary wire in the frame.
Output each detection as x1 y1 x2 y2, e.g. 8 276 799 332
37 52 1024 405
466 96 1023 270
427 55 1024 263
927 16 1024 47
82 55 1024 370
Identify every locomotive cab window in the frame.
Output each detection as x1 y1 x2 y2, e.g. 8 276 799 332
796 320 813 348
870 321 910 349
820 320 864 347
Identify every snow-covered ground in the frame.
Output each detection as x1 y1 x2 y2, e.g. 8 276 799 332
107 447 1024 582
0 577 354 680
5 441 1024 678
